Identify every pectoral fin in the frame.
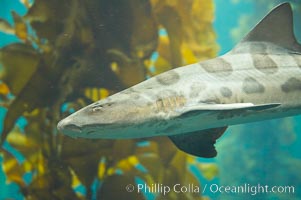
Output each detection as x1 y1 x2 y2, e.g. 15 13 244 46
179 103 280 117
183 102 280 111
168 127 227 158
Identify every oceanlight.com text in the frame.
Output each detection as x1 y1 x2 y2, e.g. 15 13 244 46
207 183 295 196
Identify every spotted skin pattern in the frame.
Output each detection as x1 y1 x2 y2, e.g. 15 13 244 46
220 87 232 98
252 54 278 74
189 82 206 98
281 77 301 92
200 58 233 77
242 77 265 94
156 70 180 85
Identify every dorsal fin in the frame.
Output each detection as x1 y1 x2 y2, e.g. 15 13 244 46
237 3 301 53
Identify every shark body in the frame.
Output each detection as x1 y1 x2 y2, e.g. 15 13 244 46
58 3 301 158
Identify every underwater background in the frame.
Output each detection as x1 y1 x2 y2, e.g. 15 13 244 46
0 0 300 199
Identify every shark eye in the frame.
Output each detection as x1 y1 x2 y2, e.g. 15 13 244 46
91 102 114 112
92 106 103 112
91 103 103 112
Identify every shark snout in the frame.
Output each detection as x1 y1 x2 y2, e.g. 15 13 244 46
57 117 82 135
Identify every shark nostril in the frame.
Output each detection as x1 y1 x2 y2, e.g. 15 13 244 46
64 124 82 133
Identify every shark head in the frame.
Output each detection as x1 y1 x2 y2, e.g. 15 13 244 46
57 90 169 138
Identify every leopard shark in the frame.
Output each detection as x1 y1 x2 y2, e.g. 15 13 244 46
57 3 301 158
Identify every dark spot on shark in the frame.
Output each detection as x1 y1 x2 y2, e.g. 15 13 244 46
156 70 180 85
281 77 301 92
200 57 233 77
252 54 278 74
293 55 301 69
189 82 206 98
242 77 265 94
220 87 232 98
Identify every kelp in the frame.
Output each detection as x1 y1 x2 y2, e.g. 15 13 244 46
0 0 218 199
150 0 218 69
